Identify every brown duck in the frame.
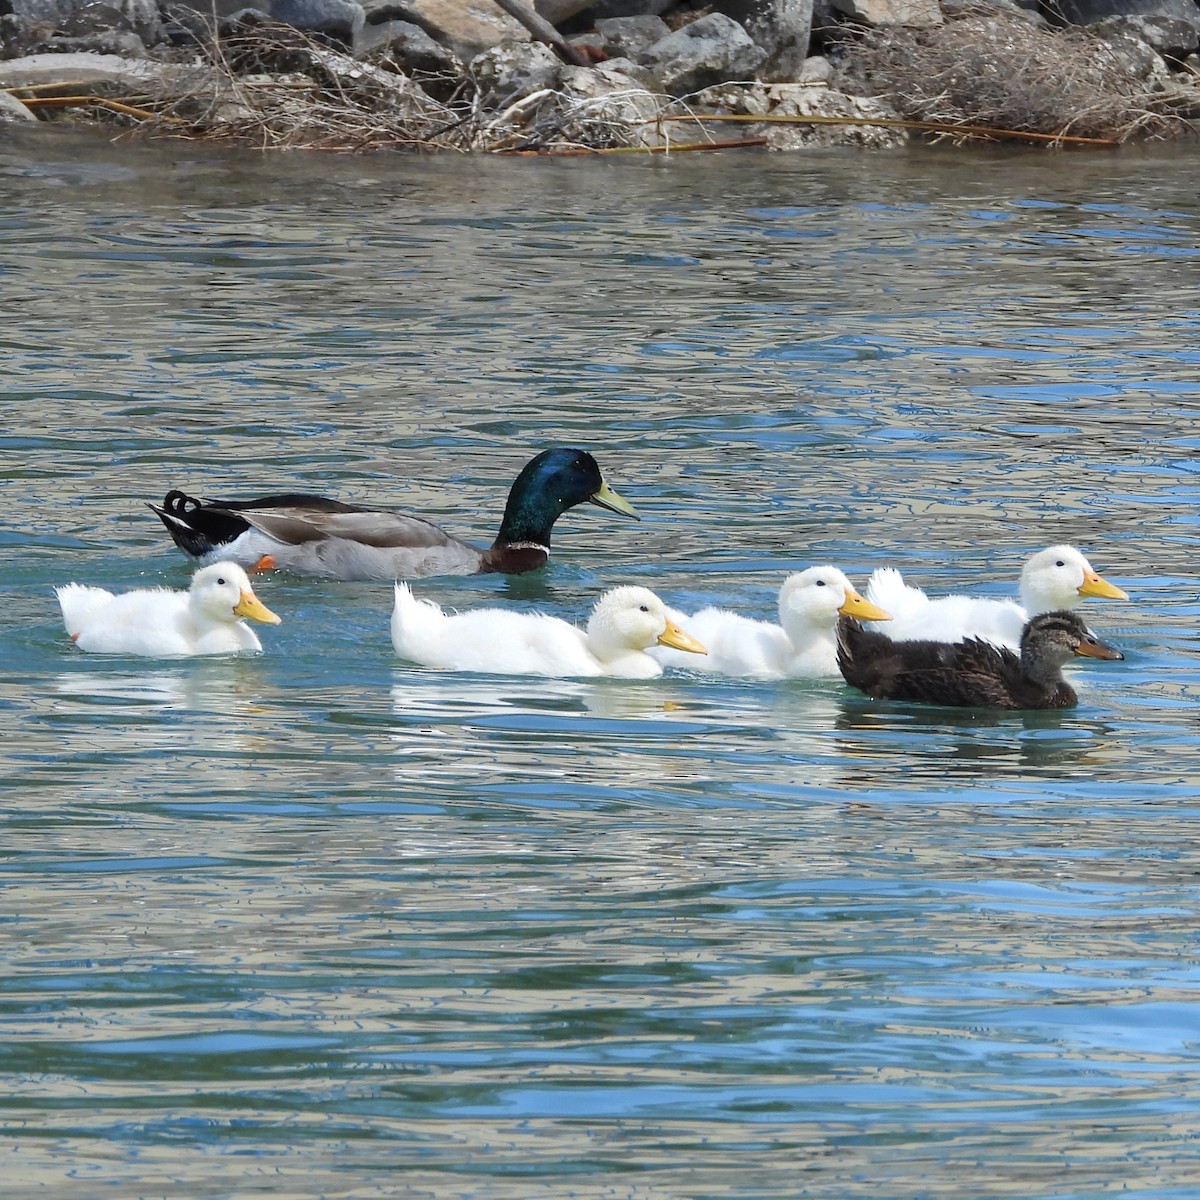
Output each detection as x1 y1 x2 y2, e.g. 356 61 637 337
837 610 1124 710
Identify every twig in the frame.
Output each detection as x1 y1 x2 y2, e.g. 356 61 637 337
19 95 176 121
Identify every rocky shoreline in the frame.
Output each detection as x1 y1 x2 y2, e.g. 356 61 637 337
2 0 1199 150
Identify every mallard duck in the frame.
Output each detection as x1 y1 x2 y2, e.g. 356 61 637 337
837 609 1123 710
864 545 1127 650
148 447 639 582
391 583 706 678
56 562 281 656
651 566 892 679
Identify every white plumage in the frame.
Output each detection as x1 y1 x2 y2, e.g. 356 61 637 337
391 583 706 678
864 544 1128 651
651 566 891 679
56 562 281 656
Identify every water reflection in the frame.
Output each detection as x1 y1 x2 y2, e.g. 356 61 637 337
5 139 1200 1199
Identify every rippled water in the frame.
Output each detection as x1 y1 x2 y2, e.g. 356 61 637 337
4 128 1200 1198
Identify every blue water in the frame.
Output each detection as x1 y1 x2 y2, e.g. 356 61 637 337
4 130 1200 1198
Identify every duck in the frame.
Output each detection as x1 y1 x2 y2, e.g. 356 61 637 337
55 562 281 656
148 447 639 582
864 545 1128 650
390 583 707 678
651 566 892 679
837 609 1124 710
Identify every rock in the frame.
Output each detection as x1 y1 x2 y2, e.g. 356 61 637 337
359 0 528 59
640 11 767 96
0 89 37 121
587 0 675 16
4 0 162 43
0 50 211 89
761 83 906 147
1151 75 1200 115
714 0 814 81
354 16 464 80
1089 11 1200 55
1095 29 1171 77
558 60 663 144
595 13 669 58
535 0 594 21
470 40 562 106
270 0 365 41
797 52 834 82
829 0 942 26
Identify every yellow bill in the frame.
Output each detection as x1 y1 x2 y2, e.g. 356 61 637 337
657 618 706 656
1078 569 1128 601
234 589 282 625
590 480 639 520
839 590 891 622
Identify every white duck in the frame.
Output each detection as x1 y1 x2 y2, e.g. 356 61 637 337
864 544 1128 651
391 584 706 678
56 562 281 656
651 566 891 679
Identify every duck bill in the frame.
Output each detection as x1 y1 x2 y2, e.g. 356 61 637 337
1078 569 1128 601
234 589 282 625
590 480 640 520
1075 635 1124 661
657 619 706 656
839 590 891 622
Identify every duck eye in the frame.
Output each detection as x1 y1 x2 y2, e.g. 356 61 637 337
1056 560 1065 568
639 605 649 613
217 577 226 586
815 579 826 587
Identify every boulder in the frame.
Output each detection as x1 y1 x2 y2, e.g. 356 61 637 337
829 0 942 26
358 0 527 58
0 89 37 120
586 0 675 16
558 60 663 144
640 11 767 95
595 14 670 58
5 0 162 42
354 16 464 81
714 0 814 80
470 39 562 106
535 0 594 21
269 0 364 40
0 49 211 88
1088 10 1200 55
761 82 906 146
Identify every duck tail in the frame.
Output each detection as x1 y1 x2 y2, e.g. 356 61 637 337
54 583 112 637
147 490 249 560
391 583 446 660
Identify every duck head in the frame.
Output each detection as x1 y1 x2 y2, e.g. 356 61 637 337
191 562 281 626
778 566 890 637
1019 610 1123 677
586 585 706 662
496 448 638 547
1019 545 1128 613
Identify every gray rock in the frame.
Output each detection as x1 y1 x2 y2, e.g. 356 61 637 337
1089 11 1200 55
829 0 942 26
358 0 527 58
0 50 217 89
535 0 594 21
269 0 364 41
470 40 562 106
354 16 463 77
640 12 767 96
762 83 906 147
558 60 663 144
591 53 658 88
0 89 37 121
595 14 670 59
587 0 674 16
1095 28 1171 75
6 0 161 42
715 0 813 81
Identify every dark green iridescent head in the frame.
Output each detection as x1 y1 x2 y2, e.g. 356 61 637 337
493 448 638 548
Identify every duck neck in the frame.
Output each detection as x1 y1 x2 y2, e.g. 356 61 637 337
493 478 561 551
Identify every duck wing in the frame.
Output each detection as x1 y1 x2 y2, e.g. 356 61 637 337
234 504 473 552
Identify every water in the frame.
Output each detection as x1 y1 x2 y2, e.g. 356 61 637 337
4 128 1200 1199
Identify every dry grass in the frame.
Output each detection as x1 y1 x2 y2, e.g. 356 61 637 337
836 3 1196 143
